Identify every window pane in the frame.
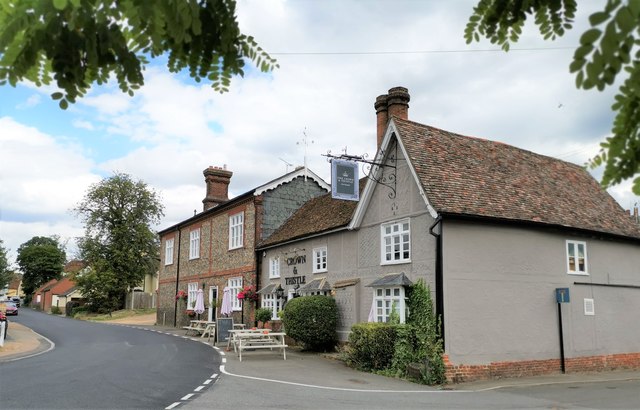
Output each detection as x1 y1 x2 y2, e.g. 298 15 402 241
393 288 400 296
568 257 575 271
568 243 575 257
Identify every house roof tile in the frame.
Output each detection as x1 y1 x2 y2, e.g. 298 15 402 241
394 117 640 239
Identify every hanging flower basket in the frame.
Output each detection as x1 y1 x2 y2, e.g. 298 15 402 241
186 309 196 318
237 285 259 302
175 290 188 302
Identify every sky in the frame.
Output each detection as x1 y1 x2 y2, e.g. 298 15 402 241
1 0 637 266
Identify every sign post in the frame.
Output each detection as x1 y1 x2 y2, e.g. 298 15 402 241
555 288 570 373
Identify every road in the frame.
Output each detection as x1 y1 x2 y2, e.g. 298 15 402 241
1 309 219 409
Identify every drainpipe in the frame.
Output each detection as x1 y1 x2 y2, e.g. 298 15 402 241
429 215 445 346
173 228 182 327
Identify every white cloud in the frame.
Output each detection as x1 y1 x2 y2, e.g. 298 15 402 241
17 94 42 109
2 0 637 266
72 119 95 131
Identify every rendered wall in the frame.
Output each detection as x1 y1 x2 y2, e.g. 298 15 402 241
442 220 640 367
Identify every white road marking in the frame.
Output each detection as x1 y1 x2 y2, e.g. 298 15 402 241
194 386 204 392
203 379 212 385
165 402 181 409
181 393 194 400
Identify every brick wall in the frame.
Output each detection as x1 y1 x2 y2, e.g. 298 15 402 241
444 352 640 383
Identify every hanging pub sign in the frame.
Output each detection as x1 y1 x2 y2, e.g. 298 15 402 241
331 159 359 201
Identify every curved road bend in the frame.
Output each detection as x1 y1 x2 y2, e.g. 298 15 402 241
2 309 219 409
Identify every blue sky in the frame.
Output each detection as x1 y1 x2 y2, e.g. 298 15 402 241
1 0 637 264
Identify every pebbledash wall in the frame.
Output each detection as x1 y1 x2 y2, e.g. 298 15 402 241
157 167 329 328
442 220 640 382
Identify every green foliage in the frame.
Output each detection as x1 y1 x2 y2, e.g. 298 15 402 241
0 0 278 109
255 307 273 324
282 295 338 351
65 301 80 316
74 172 163 313
16 236 66 296
466 0 640 195
399 280 445 384
346 322 398 371
346 280 445 385
51 306 62 315
0 240 14 290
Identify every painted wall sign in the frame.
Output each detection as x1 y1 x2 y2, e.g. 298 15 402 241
555 288 570 303
285 276 306 286
286 255 306 266
331 159 359 201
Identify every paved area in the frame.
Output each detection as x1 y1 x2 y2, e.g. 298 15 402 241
3 318 640 394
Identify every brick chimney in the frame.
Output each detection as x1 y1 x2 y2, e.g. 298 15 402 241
375 86 410 150
202 165 232 211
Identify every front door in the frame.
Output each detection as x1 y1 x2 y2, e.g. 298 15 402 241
208 286 218 322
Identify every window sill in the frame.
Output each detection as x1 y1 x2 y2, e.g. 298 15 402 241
312 270 328 274
380 259 411 266
567 271 589 276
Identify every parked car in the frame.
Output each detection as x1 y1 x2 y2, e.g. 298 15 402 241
0 301 18 316
11 297 21 307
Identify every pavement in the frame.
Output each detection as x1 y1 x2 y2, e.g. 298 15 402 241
2 317 640 393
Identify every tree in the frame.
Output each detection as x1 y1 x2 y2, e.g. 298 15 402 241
74 172 163 313
465 0 640 195
16 236 66 297
0 240 14 291
0 0 278 109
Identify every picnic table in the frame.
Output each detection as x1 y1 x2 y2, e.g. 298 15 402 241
182 320 216 340
227 328 287 361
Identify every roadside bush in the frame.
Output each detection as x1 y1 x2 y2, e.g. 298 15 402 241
282 295 337 351
390 280 445 385
345 280 445 385
346 322 398 371
65 301 80 316
51 306 62 315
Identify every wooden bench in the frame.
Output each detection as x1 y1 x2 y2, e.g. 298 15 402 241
235 331 287 361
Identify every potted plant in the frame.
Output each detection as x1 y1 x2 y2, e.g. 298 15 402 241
255 307 273 328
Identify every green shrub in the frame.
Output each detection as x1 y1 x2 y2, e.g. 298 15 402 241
255 307 273 324
65 301 79 316
51 306 62 315
346 322 398 371
282 295 338 351
398 279 446 384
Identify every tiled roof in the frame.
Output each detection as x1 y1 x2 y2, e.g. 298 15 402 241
394 117 640 240
259 179 365 247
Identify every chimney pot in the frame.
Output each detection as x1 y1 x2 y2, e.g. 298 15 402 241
375 87 410 151
202 166 233 211
375 95 389 150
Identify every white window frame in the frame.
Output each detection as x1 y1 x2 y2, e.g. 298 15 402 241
381 219 411 265
584 298 595 316
228 277 243 311
313 247 327 273
164 238 174 265
299 289 331 297
566 240 588 275
189 228 200 260
269 257 280 279
187 282 198 309
373 286 406 323
261 293 283 320
229 212 244 250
